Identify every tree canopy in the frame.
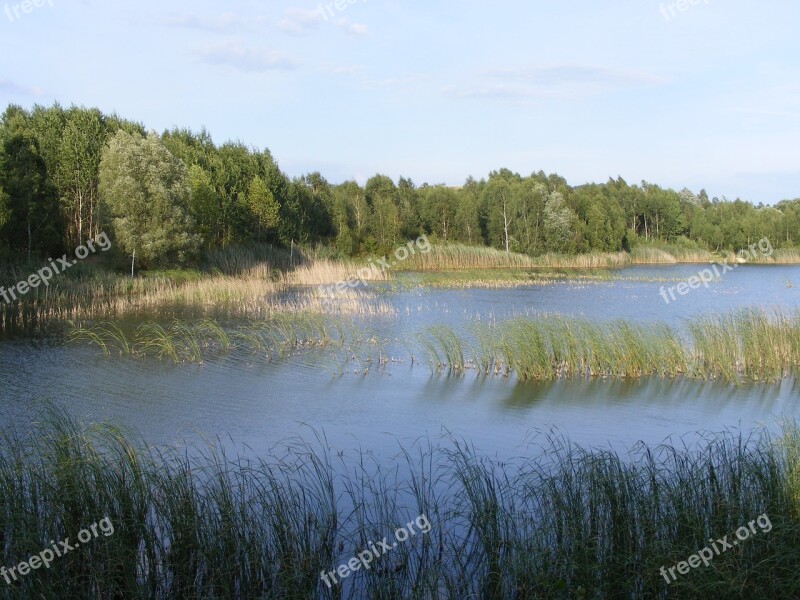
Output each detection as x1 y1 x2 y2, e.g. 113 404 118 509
1 102 798 267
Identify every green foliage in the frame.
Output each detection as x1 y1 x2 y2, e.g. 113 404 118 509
0 184 9 230
0 131 63 258
2 102 800 267
543 191 578 253
246 175 280 240
99 131 201 273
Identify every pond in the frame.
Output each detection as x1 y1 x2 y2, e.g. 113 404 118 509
2 264 799 461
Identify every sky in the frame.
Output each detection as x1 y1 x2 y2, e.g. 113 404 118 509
1 0 799 204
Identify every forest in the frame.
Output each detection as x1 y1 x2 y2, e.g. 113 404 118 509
1 102 798 270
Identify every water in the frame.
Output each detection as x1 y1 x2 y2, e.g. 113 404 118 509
2 265 799 460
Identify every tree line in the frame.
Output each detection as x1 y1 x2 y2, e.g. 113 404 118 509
1 103 798 270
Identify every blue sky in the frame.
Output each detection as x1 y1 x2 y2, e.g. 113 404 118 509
1 0 798 203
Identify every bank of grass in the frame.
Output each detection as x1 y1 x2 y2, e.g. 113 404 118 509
401 269 680 289
1 411 800 598
397 242 716 272
726 248 800 264
0 254 393 334
418 308 800 383
1 240 797 335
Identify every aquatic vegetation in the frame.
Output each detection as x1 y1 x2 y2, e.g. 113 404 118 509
2 412 800 598
0 264 396 335
71 308 800 382
396 242 716 272
421 308 800 383
70 314 364 364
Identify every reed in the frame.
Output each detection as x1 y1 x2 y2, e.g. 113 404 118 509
1 240 794 334
421 308 800 383
397 242 718 272
0 266 397 335
69 314 359 364
71 308 800 382
2 411 800 598
740 248 800 264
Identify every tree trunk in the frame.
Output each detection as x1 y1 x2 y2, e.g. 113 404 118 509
131 248 136 278
502 196 510 254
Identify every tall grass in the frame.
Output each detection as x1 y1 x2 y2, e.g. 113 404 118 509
70 314 362 364
2 411 800 598
71 308 800 382
736 248 800 265
421 308 800 383
396 242 721 272
0 265 395 335
1 239 795 334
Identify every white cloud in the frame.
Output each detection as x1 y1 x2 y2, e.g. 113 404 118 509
277 7 323 35
0 79 44 97
444 65 664 102
335 18 369 38
198 42 298 72
164 13 268 32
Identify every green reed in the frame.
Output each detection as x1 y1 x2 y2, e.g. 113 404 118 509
2 411 800 598
70 313 353 364
70 309 800 383
421 308 800 383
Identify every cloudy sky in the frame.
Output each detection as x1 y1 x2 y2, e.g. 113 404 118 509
1 0 798 202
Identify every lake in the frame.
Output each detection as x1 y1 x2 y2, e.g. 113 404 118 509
2 264 799 462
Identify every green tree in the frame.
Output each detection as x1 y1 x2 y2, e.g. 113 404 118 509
0 185 9 231
483 178 513 253
56 107 105 246
454 177 483 245
420 185 457 241
0 133 63 259
246 175 281 242
187 165 221 248
543 191 577 253
99 131 201 276
366 175 400 250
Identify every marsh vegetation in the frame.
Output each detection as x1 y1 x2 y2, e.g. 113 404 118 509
2 412 799 599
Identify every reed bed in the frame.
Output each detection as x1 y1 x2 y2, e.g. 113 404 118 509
0 240 793 334
0 266 396 335
2 411 800 598
397 243 717 272
630 245 712 264
204 242 298 276
417 308 800 383
71 308 800 382
399 244 635 271
728 248 800 265
398 244 540 270
69 315 367 364
281 259 391 286
401 270 680 289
